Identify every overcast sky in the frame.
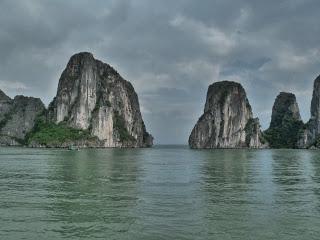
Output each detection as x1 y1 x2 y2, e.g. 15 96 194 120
1 0 320 144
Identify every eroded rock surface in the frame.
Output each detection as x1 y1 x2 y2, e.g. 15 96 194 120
189 81 264 149
0 94 45 145
298 75 320 148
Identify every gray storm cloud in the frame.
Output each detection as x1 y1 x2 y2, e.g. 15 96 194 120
0 0 319 144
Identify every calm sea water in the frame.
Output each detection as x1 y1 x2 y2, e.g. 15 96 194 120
0 146 319 240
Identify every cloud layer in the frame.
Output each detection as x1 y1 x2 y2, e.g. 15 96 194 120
1 0 320 144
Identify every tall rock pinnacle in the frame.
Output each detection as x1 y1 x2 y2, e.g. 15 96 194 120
298 75 320 148
189 81 265 149
264 92 303 148
48 52 153 147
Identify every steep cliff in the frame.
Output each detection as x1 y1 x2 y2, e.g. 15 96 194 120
46 52 152 148
0 90 13 123
298 75 320 148
189 81 265 149
0 94 45 146
264 92 304 148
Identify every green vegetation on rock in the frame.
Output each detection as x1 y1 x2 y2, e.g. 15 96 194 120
264 92 304 148
313 137 320 148
264 115 304 148
0 111 13 130
26 117 93 146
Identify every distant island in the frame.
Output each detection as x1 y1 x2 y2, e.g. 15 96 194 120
189 81 265 149
189 75 320 149
0 52 153 148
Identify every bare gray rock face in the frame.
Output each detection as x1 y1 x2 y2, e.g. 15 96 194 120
298 75 320 148
48 52 153 147
189 81 265 149
0 94 45 145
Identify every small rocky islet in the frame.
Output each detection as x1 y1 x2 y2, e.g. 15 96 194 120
0 51 320 149
188 81 265 149
264 92 304 148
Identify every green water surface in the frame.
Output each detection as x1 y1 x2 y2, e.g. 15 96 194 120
0 146 319 239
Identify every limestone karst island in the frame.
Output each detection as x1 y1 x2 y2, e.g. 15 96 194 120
2 1 320 239
0 52 153 148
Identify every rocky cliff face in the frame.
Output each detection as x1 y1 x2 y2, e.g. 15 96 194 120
48 52 153 147
189 81 264 149
0 90 13 123
264 92 304 148
298 75 320 148
0 93 45 146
